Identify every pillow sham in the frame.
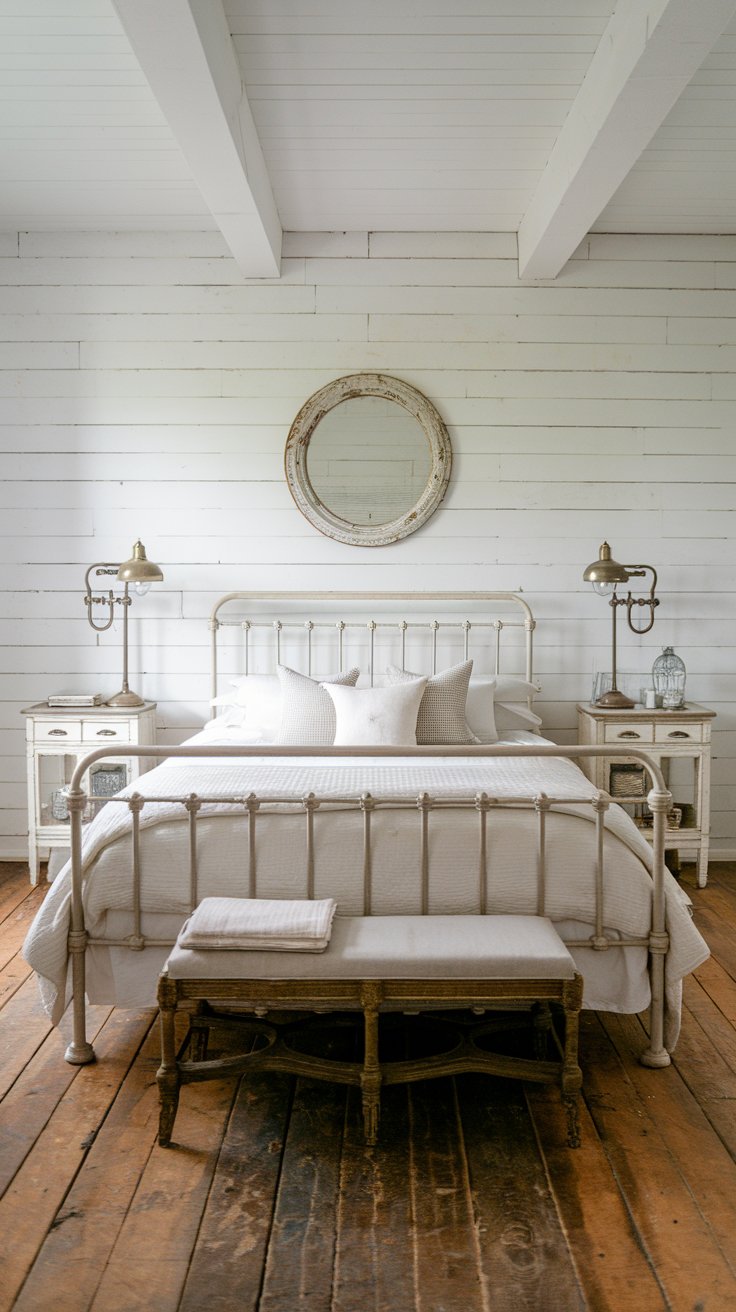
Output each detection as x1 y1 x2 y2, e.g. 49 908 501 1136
323 678 427 747
494 702 543 734
385 659 477 745
276 665 360 745
490 676 542 734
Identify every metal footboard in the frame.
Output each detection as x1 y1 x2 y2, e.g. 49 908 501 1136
62 742 672 1071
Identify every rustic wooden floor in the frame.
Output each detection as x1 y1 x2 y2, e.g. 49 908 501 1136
1 863 735 1312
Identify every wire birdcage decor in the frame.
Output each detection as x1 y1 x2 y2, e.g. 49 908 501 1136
652 646 686 709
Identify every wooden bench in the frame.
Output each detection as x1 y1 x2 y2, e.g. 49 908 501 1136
156 912 584 1148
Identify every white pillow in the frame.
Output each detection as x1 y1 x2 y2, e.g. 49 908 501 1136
385 660 477 745
277 665 360 745
465 678 498 743
465 676 542 741
493 677 538 704
213 674 282 740
324 679 427 747
494 702 543 734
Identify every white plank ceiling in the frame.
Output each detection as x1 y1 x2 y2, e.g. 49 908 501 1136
0 0 736 274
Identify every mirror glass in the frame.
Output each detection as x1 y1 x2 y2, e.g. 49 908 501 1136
305 396 431 527
284 373 452 547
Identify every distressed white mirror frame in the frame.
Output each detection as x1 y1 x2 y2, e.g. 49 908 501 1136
284 373 453 547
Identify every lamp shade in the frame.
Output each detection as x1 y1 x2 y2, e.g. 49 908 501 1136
582 541 629 587
116 540 164 586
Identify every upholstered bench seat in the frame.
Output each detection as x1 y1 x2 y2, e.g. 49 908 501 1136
157 911 584 1149
164 913 578 983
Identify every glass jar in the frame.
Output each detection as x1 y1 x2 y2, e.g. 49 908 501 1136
652 646 686 709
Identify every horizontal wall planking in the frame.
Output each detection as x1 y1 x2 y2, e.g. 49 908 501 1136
0 423 655 457
0 313 369 343
0 257 307 286
0 781 27 810
668 319 736 345
369 314 668 344
0 508 95 536
0 397 733 429
18 231 229 258
0 342 78 368
311 258 724 291
76 339 736 375
0 283 317 315
367 232 518 259
5 451 734 487
0 365 712 403
0 618 207 646
586 235 736 261
87 506 736 543
283 232 369 258
7 423 735 461
321 284 733 314
0 231 18 256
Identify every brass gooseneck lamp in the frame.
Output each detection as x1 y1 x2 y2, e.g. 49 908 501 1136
583 542 658 709
84 540 164 706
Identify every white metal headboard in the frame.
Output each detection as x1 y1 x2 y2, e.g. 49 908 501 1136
210 592 536 701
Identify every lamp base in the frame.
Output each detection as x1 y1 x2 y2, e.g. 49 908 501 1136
106 689 145 708
595 689 636 710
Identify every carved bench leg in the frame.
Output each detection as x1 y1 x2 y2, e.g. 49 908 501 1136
561 977 583 1148
157 976 181 1148
361 982 383 1147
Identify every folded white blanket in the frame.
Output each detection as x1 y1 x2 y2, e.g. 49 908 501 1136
177 895 337 952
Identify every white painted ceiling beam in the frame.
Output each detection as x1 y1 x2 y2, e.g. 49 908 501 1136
517 0 736 280
112 0 281 277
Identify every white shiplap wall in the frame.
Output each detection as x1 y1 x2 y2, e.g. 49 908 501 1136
0 228 734 858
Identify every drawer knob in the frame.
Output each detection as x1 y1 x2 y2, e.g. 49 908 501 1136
48 728 68 737
618 731 641 740
667 730 690 739
96 729 116 737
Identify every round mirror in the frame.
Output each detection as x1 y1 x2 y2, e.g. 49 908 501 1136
284 373 452 547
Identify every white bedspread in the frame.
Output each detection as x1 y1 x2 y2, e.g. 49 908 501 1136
23 745 708 1042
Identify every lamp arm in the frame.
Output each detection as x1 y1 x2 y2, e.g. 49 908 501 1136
624 564 659 634
84 562 121 633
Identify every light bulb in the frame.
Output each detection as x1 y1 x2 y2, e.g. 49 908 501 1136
591 580 614 596
133 581 151 597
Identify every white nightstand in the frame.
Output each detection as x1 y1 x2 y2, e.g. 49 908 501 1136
577 701 715 887
21 701 157 885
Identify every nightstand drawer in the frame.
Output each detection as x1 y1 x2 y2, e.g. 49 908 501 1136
603 721 654 744
81 720 131 743
654 722 703 744
34 719 82 742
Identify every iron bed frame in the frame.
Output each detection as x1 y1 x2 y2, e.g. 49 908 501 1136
58 592 673 1073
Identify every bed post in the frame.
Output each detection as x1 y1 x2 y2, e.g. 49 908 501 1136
640 786 672 1068
64 786 95 1065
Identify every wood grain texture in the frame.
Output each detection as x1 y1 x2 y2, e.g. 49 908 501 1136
1 864 736 1309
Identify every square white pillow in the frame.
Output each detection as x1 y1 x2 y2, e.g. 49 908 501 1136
385 659 477 745
277 665 360 745
323 678 427 747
